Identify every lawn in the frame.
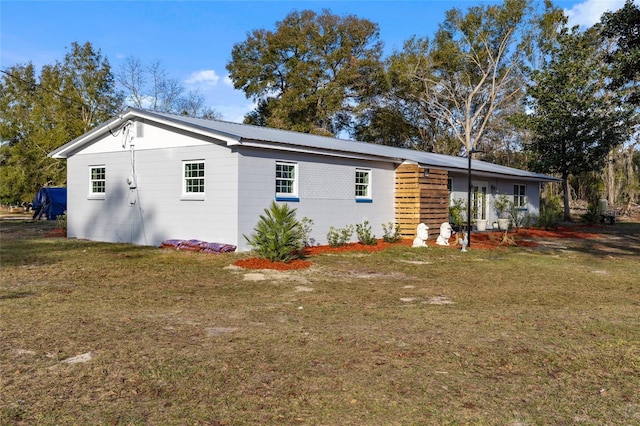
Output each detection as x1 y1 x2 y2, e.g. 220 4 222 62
1 220 639 425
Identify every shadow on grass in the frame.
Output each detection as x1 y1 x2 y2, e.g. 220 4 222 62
0 291 36 300
560 222 640 258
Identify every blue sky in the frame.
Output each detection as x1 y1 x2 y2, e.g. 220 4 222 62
0 0 632 122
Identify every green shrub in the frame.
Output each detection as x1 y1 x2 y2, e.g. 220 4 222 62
56 212 67 231
536 195 562 229
508 204 526 229
300 217 314 247
449 199 465 227
381 222 402 243
581 203 601 225
244 201 306 262
327 225 354 247
521 213 536 229
356 220 377 245
493 194 511 219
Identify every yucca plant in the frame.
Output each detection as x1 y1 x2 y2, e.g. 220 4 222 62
244 201 306 263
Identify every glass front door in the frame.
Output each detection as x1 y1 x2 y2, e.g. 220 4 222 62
472 182 488 221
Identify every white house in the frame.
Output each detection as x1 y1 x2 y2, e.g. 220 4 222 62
49 108 558 251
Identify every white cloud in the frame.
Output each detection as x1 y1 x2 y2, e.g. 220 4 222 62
565 0 629 28
185 69 220 87
223 75 233 87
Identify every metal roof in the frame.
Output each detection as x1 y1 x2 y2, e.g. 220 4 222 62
50 107 559 182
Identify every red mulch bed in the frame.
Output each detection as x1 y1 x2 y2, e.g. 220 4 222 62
234 226 604 270
304 239 414 255
44 228 66 238
516 226 602 239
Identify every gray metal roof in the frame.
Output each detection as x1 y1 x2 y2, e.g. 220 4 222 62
51 107 559 182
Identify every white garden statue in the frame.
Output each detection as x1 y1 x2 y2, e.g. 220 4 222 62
412 223 429 247
436 222 454 246
458 232 468 252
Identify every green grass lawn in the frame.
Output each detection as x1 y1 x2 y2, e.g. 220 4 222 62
1 220 639 425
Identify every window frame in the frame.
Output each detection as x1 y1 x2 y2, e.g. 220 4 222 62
182 160 206 200
355 168 372 203
88 165 106 199
513 184 527 208
275 161 299 201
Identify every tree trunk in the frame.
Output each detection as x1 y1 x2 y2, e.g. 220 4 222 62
606 150 616 207
562 173 572 222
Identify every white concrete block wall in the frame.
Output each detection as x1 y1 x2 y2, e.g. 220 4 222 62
67 124 240 247
236 149 396 250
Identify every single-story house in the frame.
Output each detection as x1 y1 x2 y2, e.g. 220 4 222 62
49 107 558 251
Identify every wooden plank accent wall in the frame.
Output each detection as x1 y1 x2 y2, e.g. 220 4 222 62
395 163 449 239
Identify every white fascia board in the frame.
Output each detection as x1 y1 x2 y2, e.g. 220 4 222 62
49 109 241 158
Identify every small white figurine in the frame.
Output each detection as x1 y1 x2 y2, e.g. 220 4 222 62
436 222 453 246
458 232 468 252
412 223 429 247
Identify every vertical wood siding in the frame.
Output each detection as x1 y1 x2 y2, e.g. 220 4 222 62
395 163 449 239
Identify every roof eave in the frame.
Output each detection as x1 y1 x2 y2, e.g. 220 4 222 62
48 107 242 158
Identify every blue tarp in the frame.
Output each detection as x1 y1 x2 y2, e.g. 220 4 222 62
32 187 67 220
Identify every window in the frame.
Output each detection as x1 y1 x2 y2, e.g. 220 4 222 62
514 184 526 208
89 166 106 197
355 168 372 202
183 161 205 198
275 161 298 201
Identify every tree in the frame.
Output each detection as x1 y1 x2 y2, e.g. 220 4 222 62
355 0 535 160
116 57 221 119
60 42 122 132
0 42 122 204
521 24 634 220
600 1 640 210
354 37 461 154
410 0 531 156
601 0 640 107
226 9 384 136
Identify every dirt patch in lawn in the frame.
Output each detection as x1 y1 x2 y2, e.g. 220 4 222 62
233 258 313 271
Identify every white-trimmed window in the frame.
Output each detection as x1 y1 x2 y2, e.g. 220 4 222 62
514 184 526 208
183 160 205 199
275 161 298 201
355 168 372 202
89 166 106 198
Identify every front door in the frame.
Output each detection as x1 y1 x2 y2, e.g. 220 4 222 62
472 182 488 221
